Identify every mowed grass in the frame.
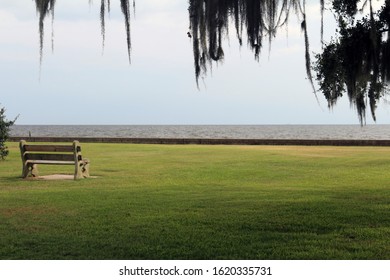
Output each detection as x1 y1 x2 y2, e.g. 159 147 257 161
1 142 390 259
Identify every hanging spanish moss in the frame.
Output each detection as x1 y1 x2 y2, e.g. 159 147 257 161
188 0 317 91
120 0 132 63
314 0 390 124
100 0 109 50
188 0 389 123
32 0 389 123
34 0 56 66
34 0 133 64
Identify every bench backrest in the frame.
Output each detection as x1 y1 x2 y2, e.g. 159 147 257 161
20 140 84 163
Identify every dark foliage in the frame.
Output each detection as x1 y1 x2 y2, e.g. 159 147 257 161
0 106 18 160
332 0 360 17
315 0 390 123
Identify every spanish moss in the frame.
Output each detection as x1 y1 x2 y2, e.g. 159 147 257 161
34 0 56 66
188 0 317 91
100 0 108 50
34 0 133 64
120 0 132 63
314 0 390 124
301 0 316 94
32 0 389 124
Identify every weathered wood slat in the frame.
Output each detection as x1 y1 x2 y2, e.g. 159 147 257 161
25 153 74 162
25 160 75 165
23 145 74 152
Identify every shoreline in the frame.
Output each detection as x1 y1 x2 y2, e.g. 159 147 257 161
9 136 390 146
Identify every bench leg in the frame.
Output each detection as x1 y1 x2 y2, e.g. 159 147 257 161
22 163 39 178
81 161 90 178
74 160 90 179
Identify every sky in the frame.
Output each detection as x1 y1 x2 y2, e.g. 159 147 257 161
0 0 389 125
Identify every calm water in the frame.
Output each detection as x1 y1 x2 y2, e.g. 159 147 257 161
9 125 390 140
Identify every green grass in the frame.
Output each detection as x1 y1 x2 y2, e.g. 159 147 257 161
1 142 390 259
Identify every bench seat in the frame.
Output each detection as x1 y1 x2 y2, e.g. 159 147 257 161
25 160 76 165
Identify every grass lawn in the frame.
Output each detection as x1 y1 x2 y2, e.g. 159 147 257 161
0 142 390 259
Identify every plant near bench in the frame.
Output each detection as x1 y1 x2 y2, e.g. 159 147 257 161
0 106 18 160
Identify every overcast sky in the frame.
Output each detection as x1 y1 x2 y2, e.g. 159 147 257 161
0 0 388 125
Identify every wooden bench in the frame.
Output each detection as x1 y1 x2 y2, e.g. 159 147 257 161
19 140 90 180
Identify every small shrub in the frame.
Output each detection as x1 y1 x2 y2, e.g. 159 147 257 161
0 106 18 160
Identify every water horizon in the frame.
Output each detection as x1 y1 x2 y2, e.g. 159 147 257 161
10 124 390 140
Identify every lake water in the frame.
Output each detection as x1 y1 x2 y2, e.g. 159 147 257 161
9 125 390 140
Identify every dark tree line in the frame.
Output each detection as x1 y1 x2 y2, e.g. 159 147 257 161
32 0 389 123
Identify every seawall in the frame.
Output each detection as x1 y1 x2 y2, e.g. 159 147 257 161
8 137 390 146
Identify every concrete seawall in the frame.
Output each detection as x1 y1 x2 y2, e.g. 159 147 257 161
8 136 390 146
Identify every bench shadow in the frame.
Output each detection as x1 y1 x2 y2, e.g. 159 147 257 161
2 174 97 182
